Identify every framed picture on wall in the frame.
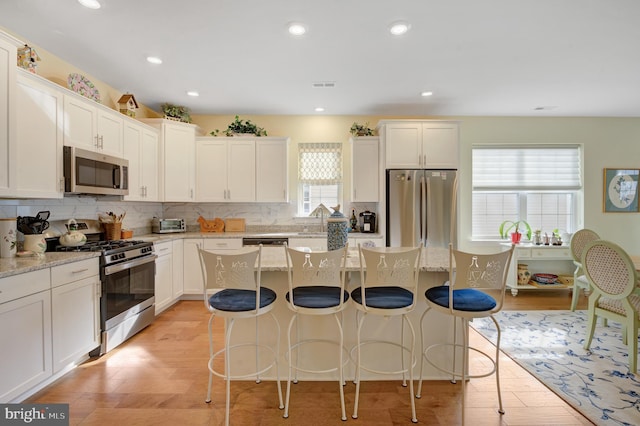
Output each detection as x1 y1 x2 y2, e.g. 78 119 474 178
603 168 640 212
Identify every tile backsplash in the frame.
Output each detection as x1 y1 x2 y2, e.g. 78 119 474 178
0 198 378 236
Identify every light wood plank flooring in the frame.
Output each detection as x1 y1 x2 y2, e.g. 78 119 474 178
26 289 593 425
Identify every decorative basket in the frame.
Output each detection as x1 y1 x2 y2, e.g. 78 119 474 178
103 223 122 241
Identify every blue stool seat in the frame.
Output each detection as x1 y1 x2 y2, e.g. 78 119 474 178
285 285 349 308
209 287 277 312
351 286 414 309
425 286 497 312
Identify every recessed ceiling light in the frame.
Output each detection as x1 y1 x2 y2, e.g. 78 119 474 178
186 91 199 97
389 21 410 36
315 107 325 112
421 91 433 97
146 56 162 65
78 0 101 9
288 22 307 36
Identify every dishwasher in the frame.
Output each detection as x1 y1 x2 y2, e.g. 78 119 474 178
242 237 289 262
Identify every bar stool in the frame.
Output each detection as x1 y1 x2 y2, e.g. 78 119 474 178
417 243 514 424
351 245 422 423
199 245 283 426
283 244 349 421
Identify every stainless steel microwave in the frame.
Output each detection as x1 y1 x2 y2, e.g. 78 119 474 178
63 146 129 196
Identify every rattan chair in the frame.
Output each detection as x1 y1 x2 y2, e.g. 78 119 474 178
417 243 514 424
199 245 283 426
582 239 640 373
283 244 349 421
351 245 422 423
570 229 600 311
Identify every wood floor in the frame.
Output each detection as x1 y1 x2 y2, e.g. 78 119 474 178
26 289 593 425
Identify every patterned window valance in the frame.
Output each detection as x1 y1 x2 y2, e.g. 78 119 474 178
298 143 343 184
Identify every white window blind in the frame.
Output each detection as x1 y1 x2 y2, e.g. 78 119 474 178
298 143 342 184
473 146 581 190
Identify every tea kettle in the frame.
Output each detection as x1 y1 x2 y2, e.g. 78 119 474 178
59 219 87 247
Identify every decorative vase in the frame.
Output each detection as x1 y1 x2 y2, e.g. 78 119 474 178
517 264 531 286
327 208 348 251
23 234 46 254
0 218 17 258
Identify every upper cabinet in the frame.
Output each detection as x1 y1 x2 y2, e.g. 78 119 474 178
0 33 17 197
350 136 379 202
256 137 289 202
141 118 198 202
63 94 124 157
380 121 459 169
195 137 256 202
15 71 64 198
123 120 159 202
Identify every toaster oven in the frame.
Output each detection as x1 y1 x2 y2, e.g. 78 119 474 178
152 218 185 234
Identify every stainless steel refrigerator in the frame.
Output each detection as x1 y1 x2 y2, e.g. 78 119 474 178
386 169 458 248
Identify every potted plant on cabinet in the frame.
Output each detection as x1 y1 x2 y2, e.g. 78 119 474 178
350 122 375 136
161 103 192 123
210 115 267 137
499 220 532 244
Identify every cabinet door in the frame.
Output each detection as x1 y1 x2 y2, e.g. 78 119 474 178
384 123 422 168
0 290 52 401
172 239 184 299
164 124 195 201
51 276 100 373
140 128 159 201
351 137 379 202
123 122 143 201
256 139 288 202
63 95 97 151
15 73 64 198
0 35 16 196
155 242 173 314
422 122 459 169
227 140 255 201
288 237 328 251
96 109 123 156
196 139 228 201
183 239 204 294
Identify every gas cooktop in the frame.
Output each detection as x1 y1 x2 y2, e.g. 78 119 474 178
55 240 151 253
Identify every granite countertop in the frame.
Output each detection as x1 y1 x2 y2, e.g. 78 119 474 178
137 231 383 243
0 252 100 279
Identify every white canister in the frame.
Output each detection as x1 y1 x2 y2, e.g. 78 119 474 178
0 218 17 258
23 234 46 254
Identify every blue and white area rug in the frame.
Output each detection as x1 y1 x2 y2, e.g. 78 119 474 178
470 310 639 426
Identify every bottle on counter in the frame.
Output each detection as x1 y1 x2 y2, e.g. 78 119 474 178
350 209 358 231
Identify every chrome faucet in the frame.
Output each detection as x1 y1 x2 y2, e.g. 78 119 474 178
309 203 330 232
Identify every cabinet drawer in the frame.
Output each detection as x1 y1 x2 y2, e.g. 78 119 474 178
51 258 99 287
154 241 173 256
531 247 571 259
203 239 242 250
0 269 50 304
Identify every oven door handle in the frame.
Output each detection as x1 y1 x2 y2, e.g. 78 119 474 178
104 254 158 276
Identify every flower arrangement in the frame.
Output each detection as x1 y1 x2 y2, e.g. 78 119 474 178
350 122 375 136
210 115 267 137
161 103 192 123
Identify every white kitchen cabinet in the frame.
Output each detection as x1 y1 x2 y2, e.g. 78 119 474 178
380 121 459 169
256 137 289 202
350 136 379 202
141 119 198 202
0 32 17 197
504 243 574 296
155 241 174 314
123 121 159 201
348 234 385 249
0 269 52 402
195 137 256 202
63 94 124 157
15 70 64 198
51 258 100 373
288 237 328 251
172 239 184 300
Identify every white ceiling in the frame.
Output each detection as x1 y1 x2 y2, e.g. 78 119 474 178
2 0 640 117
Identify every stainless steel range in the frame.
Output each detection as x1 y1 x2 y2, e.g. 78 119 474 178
47 220 157 355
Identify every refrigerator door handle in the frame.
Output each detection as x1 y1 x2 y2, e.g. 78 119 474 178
420 174 427 244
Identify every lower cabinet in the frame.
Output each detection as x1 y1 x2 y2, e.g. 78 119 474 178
51 258 100 374
0 269 52 402
288 237 328 251
348 235 385 249
183 238 242 295
172 239 184 300
155 241 174 314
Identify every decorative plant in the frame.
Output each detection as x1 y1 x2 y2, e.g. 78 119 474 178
499 220 532 241
212 115 267 137
161 103 192 123
350 122 375 136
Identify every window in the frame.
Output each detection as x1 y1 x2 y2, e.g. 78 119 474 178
472 146 582 239
298 142 342 215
